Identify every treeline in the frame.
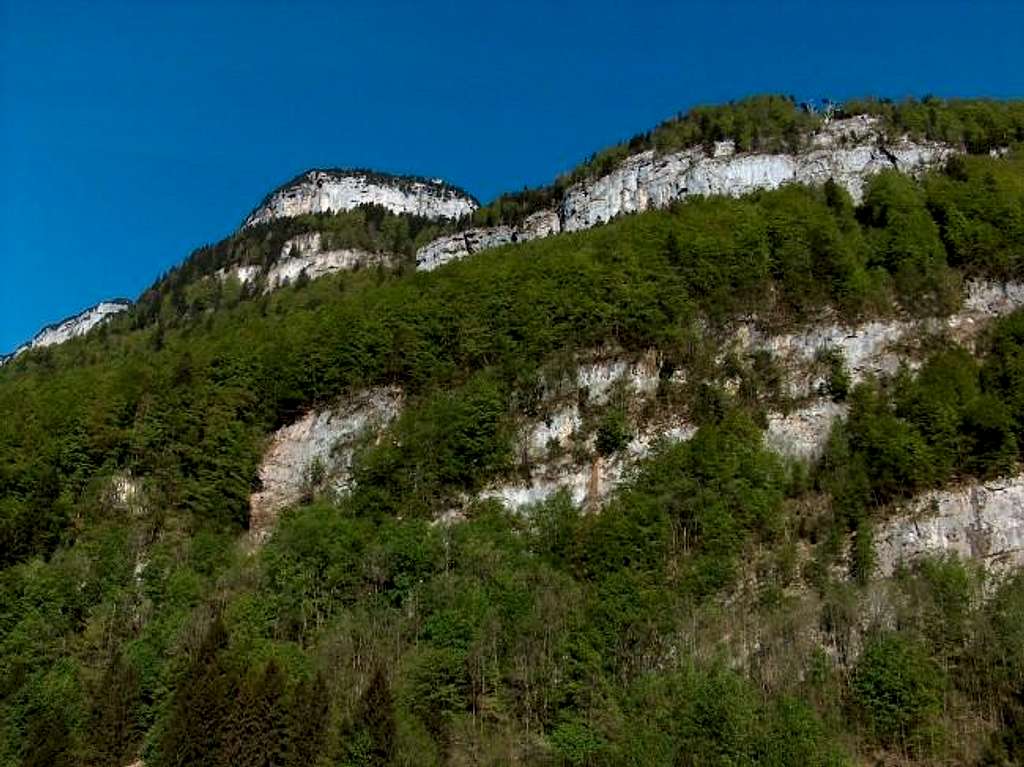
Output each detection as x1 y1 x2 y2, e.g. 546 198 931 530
845 96 1024 154
120 96 1024 299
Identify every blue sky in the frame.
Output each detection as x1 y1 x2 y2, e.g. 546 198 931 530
1 0 1022 353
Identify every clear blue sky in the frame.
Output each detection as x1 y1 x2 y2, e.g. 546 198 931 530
1 0 1022 353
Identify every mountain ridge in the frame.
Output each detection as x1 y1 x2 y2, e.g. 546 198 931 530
11 95 1001 356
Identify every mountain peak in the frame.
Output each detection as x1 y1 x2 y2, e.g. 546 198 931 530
242 168 479 228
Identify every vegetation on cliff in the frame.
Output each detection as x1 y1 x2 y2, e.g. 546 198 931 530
2 100 1024 766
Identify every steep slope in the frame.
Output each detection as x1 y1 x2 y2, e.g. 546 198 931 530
4 96 1024 767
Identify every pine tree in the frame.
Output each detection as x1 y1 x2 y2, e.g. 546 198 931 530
86 653 143 766
157 617 234 767
341 668 396 766
286 672 329 767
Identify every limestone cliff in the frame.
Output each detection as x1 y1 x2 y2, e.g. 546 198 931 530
216 231 399 293
2 299 131 364
559 116 952 232
249 280 1024 571
248 387 402 544
243 169 478 228
876 475 1024 576
414 116 955 271
416 210 560 271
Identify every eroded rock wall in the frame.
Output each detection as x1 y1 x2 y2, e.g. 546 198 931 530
216 231 398 293
876 475 1024 576
560 116 953 232
248 387 402 544
416 210 561 271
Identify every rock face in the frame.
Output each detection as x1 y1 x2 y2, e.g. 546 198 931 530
264 232 395 291
244 170 478 228
481 280 1024 513
414 116 955 272
765 400 848 462
739 280 1024 399
481 352 692 512
216 231 398 293
216 264 262 287
2 299 131 363
560 116 953 232
416 210 561 271
876 475 1024 576
482 408 696 512
248 387 402 544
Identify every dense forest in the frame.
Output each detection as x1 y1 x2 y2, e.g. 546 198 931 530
2 98 1024 765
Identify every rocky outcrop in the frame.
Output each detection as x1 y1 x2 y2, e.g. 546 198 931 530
244 170 477 228
216 264 262 286
216 232 398 293
481 281 1024 513
103 473 146 517
875 475 1024 576
483 410 695 512
481 352 689 512
2 299 131 363
248 387 402 544
738 280 1024 399
560 116 953 232
416 210 561 271
765 400 848 462
264 232 395 291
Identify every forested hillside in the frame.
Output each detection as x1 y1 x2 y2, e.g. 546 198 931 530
3 96 1024 766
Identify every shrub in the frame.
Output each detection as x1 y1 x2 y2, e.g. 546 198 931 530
851 633 945 749
595 408 631 456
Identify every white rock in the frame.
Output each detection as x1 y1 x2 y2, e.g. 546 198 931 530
560 118 954 232
961 279 1024 315
214 232 399 293
244 170 477 228
875 475 1024 576
576 350 661 404
2 299 131 362
524 405 582 461
765 400 848 462
248 387 402 544
267 248 389 290
521 209 562 240
415 232 472 271
484 414 698 513
216 264 261 286
483 280 1024 515
415 208 563 271
265 232 394 291
740 280 1024 398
